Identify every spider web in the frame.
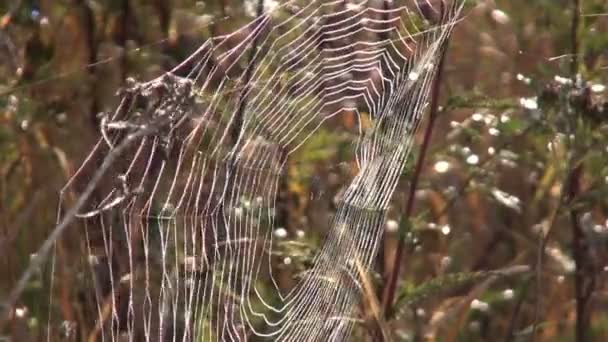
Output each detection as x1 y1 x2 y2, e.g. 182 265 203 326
56 0 464 340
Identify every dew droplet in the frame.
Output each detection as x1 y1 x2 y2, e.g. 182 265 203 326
56 112 67 123
59 321 77 338
488 127 500 136
470 299 489 312
15 307 27 318
346 2 362 11
491 9 510 24
469 321 481 332
274 227 287 238
434 160 450 173
548 248 575 273
591 83 606 93
466 154 479 165
386 220 399 233
579 212 594 231
31 9 40 20
554 75 572 85
519 97 538 110
440 256 451 268
483 114 497 126
491 188 522 212
471 113 484 122
88 255 100 265
265 0 279 12
440 224 451 235
593 224 607 234
516 73 531 84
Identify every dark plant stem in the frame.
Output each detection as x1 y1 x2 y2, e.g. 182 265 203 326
375 0 392 298
567 164 593 342
532 198 562 341
118 0 131 83
505 277 531 342
78 0 99 127
532 1 588 340
567 1 595 341
381 43 449 319
570 0 581 76
232 0 265 144
153 0 171 41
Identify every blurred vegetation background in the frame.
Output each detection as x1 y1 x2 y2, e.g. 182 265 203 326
1 0 607 341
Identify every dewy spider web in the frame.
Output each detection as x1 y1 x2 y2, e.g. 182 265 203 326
55 0 464 340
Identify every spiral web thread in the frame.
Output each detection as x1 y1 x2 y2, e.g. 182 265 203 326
57 0 464 340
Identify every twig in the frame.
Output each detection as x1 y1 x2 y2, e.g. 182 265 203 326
355 257 393 342
531 180 565 341
391 265 531 320
424 266 530 340
87 293 115 342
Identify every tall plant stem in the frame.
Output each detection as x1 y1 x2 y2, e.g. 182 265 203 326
532 2 586 340
570 0 581 76
567 163 594 342
566 1 595 341
232 0 264 144
381 43 449 318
